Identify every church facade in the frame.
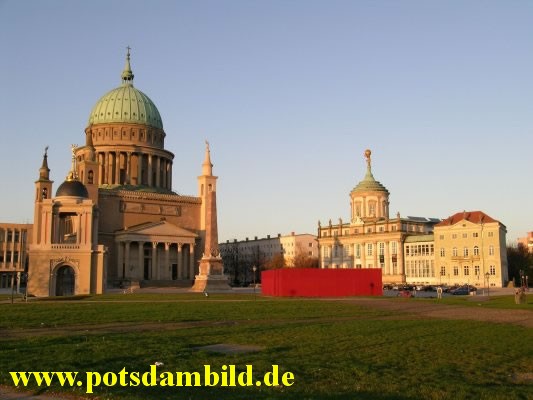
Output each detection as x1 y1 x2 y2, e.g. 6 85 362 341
27 50 222 296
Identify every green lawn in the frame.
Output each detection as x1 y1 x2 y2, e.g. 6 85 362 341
0 294 531 400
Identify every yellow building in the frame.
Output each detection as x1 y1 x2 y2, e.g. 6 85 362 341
434 211 508 288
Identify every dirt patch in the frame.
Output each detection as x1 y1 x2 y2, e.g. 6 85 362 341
337 298 533 328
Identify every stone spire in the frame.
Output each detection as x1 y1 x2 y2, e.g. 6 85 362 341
38 146 50 181
121 46 134 85
202 140 213 176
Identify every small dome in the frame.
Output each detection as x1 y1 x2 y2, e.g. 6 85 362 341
351 149 389 194
56 180 89 198
352 171 389 193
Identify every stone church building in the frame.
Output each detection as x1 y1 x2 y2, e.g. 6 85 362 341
28 50 222 296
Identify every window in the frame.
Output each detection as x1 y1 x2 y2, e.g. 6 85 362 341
473 246 479 256
440 266 446 276
355 244 361 258
474 265 480 275
473 232 479 238
463 247 469 257
406 246 410 256
452 247 458 257
452 234 457 239
14 231 20 243
391 241 397 255
453 266 459 276
464 265 469 275
488 232 494 238
489 245 494 256
490 265 496 275
7 230 12 242
439 235 444 240
379 242 385 256
462 233 467 238
367 243 373 256
368 202 376 216
440 248 445 257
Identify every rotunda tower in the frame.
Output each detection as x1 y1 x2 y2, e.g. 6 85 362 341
350 149 390 222
77 48 174 191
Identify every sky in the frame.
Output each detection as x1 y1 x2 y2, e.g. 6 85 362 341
0 0 531 244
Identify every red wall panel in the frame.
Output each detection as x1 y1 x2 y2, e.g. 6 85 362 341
261 268 382 297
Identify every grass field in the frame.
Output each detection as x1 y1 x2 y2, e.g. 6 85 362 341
0 294 531 400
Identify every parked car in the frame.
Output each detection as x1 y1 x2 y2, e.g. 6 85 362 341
451 286 477 295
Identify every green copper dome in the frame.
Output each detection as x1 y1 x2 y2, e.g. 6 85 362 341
352 168 389 193
351 149 389 194
88 49 163 129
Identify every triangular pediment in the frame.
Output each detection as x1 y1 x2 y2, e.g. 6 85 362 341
116 220 197 240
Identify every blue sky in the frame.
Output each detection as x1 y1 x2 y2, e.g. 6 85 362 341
0 0 531 243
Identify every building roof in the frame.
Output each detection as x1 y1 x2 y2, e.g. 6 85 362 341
55 179 89 198
435 211 498 227
87 49 163 129
351 149 389 194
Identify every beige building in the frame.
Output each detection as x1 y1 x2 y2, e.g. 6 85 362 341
434 211 508 288
220 233 318 284
0 223 32 290
318 150 438 284
24 49 221 296
318 150 509 288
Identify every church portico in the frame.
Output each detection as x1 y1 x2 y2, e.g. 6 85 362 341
115 220 198 285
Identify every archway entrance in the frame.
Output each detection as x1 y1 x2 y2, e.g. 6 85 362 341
55 265 75 296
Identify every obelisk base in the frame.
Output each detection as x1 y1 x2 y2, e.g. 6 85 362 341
190 256 233 292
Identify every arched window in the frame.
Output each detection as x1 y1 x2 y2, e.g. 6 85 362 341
88 170 94 184
473 246 479 256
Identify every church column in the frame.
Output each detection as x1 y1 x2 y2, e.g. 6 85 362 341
147 154 153 186
115 151 120 184
76 213 82 245
98 152 104 185
124 241 131 278
137 153 142 185
189 244 195 279
177 243 183 279
152 242 158 280
361 242 366 268
117 241 124 278
126 152 132 184
165 242 170 280
138 241 144 279
156 156 161 187
103 153 109 184
162 160 167 189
